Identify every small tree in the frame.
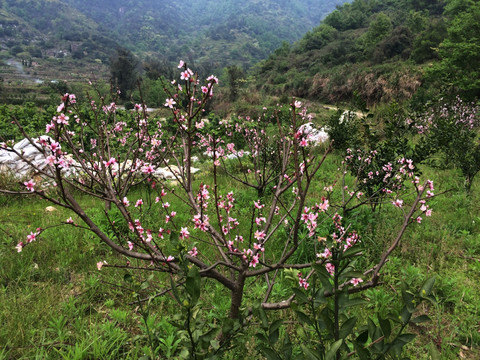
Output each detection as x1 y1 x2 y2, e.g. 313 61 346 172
110 47 140 100
411 96 480 190
1 61 437 358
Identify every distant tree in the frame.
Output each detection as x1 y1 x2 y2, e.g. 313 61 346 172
225 65 244 101
10 45 23 56
426 0 480 98
365 12 393 46
143 58 173 80
372 26 413 63
109 48 140 100
410 19 447 63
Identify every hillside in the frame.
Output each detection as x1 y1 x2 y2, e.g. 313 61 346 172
254 0 480 106
0 0 349 84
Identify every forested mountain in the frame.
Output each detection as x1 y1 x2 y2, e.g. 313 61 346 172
255 0 480 105
0 0 349 76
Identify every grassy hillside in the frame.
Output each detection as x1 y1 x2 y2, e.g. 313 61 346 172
254 0 479 107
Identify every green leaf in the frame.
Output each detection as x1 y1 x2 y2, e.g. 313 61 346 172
339 317 357 339
210 339 220 350
199 327 220 346
397 333 416 343
170 277 182 305
390 333 417 352
257 306 269 330
186 267 201 305
301 344 321 360
356 329 369 344
367 318 376 340
378 315 391 338
282 335 293 360
269 327 280 345
429 342 441 360
321 308 335 337
420 276 436 297
314 264 333 292
411 315 431 324
315 288 328 305
270 319 284 334
342 297 367 308
292 287 309 304
325 339 343 360
353 340 370 360
402 289 416 313
261 348 282 360
296 310 313 327
256 332 268 343
400 306 412 325
341 246 363 259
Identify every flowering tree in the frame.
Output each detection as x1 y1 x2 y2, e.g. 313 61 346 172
0 61 437 358
410 96 480 190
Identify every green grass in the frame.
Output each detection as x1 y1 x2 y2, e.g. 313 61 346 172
1 154 480 359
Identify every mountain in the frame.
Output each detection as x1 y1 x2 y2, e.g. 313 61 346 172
254 0 480 105
0 0 350 82
63 0 350 71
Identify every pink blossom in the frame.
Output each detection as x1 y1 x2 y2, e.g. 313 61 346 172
325 263 335 275
317 248 332 259
128 241 134 251
188 247 198 257
15 242 24 252
166 255 175 262
24 180 36 192
96 261 107 270
104 157 116 167
298 273 309 290
66 217 74 224
392 199 403 208
253 243 265 252
56 113 69 125
350 278 363 286
164 98 176 108
207 75 219 84
45 155 56 166
254 200 264 209
416 216 422 223
177 60 185 68
249 254 259 267
122 197 130 207
255 217 266 225
142 164 155 174
254 230 266 241
180 227 190 239
135 199 143 207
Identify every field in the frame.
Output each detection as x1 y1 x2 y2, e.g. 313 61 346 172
0 143 479 359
